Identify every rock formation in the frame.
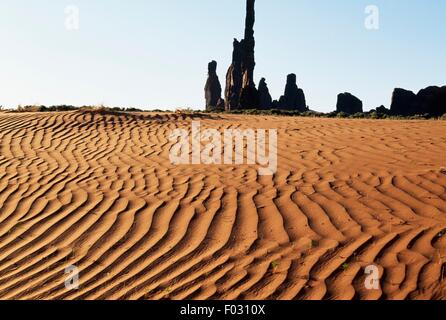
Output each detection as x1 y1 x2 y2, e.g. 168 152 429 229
239 84 259 109
390 88 419 116
240 0 256 96
206 1 446 116
258 78 272 109
211 0 315 112
417 86 446 116
390 86 446 116
376 105 391 114
225 0 259 110
205 61 224 111
336 93 363 114
225 40 243 110
277 74 307 111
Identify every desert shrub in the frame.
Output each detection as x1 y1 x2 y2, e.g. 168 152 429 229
14 105 79 112
368 112 391 119
97 106 144 113
369 111 379 119
336 112 349 118
79 105 118 115
125 107 143 112
325 111 338 118
206 105 225 113
17 105 48 112
79 106 98 111
301 111 323 118
175 107 197 114
80 106 144 113
47 105 77 112
267 109 303 116
203 107 445 120
210 108 310 117
409 114 430 120
248 109 264 115
79 105 140 114
384 114 405 120
240 109 260 115
351 112 365 119
227 109 264 115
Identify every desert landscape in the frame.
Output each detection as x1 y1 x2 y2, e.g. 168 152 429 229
0 110 445 300
1 0 445 305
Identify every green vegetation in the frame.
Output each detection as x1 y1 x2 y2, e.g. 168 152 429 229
4 105 446 120
207 108 446 120
17 105 79 112
79 105 145 113
270 260 280 272
335 112 349 119
10 105 145 113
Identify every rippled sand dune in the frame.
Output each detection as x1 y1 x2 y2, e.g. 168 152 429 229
0 110 445 300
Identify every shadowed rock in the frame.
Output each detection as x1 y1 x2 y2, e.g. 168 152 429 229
391 86 446 116
240 86 259 109
417 86 446 116
336 93 363 114
241 0 256 90
390 88 419 116
376 105 391 114
225 40 243 111
277 74 307 111
225 0 259 110
258 78 272 109
205 61 224 111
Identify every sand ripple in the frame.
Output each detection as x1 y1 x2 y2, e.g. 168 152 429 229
0 111 445 300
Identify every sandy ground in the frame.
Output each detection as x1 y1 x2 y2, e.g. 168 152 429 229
0 110 445 300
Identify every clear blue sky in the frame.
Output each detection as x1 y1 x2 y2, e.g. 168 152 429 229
0 0 445 111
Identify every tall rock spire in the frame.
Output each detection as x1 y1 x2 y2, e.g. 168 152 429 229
225 0 259 110
276 74 308 112
258 78 272 109
242 0 256 88
205 61 224 111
